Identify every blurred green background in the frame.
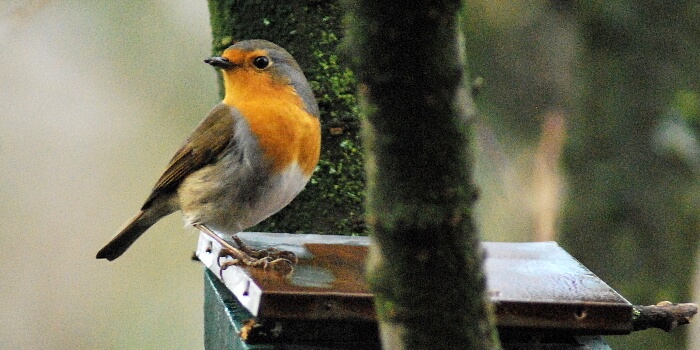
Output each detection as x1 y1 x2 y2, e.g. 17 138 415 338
2 1 699 349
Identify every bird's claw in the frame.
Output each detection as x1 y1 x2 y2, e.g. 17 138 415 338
231 234 298 264
218 248 295 276
247 247 298 264
264 258 294 275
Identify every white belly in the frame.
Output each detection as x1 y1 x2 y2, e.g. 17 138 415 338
177 153 311 236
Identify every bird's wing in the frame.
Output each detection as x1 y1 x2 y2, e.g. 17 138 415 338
141 103 236 210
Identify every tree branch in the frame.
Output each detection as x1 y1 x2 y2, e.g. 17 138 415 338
632 301 698 332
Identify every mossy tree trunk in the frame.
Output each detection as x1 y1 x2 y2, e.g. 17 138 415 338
344 1 500 349
561 2 700 349
207 0 365 235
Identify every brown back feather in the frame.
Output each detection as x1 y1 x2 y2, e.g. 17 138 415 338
142 103 236 209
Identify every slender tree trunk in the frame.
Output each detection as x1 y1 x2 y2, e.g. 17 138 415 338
207 0 366 235
344 1 500 349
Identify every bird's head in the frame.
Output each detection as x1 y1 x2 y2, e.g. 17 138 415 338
205 39 319 117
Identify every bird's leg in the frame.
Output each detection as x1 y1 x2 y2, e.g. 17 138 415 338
194 223 294 275
230 234 298 264
194 223 256 265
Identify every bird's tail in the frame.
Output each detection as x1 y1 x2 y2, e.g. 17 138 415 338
96 210 156 261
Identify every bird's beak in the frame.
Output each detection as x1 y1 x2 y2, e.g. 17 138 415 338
204 56 235 70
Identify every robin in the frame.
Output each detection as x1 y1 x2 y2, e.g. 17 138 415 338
96 39 321 271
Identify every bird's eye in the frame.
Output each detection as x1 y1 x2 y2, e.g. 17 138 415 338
253 56 270 69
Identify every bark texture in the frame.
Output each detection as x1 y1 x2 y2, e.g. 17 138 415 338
344 1 500 348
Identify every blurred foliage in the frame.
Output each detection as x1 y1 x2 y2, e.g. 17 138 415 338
464 1 700 349
562 2 700 349
207 0 366 235
463 0 577 242
462 0 577 142
673 90 700 124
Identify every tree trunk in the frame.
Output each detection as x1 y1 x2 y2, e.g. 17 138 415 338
344 1 500 349
207 0 366 235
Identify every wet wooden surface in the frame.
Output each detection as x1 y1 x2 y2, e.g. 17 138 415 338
485 242 632 334
196 232 632 335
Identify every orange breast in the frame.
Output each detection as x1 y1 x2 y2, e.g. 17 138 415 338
223 70 321 176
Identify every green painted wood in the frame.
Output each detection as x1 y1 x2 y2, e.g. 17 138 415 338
203 269 380 349
204 269 268 350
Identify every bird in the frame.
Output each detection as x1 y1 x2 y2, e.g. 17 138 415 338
96 39 321 271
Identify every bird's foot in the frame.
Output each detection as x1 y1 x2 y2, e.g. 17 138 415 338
194 223 296 275
231 234 298 264
245 247 299 264
218 248 294 276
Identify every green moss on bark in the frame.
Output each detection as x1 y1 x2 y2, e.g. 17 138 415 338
207 0 365 235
